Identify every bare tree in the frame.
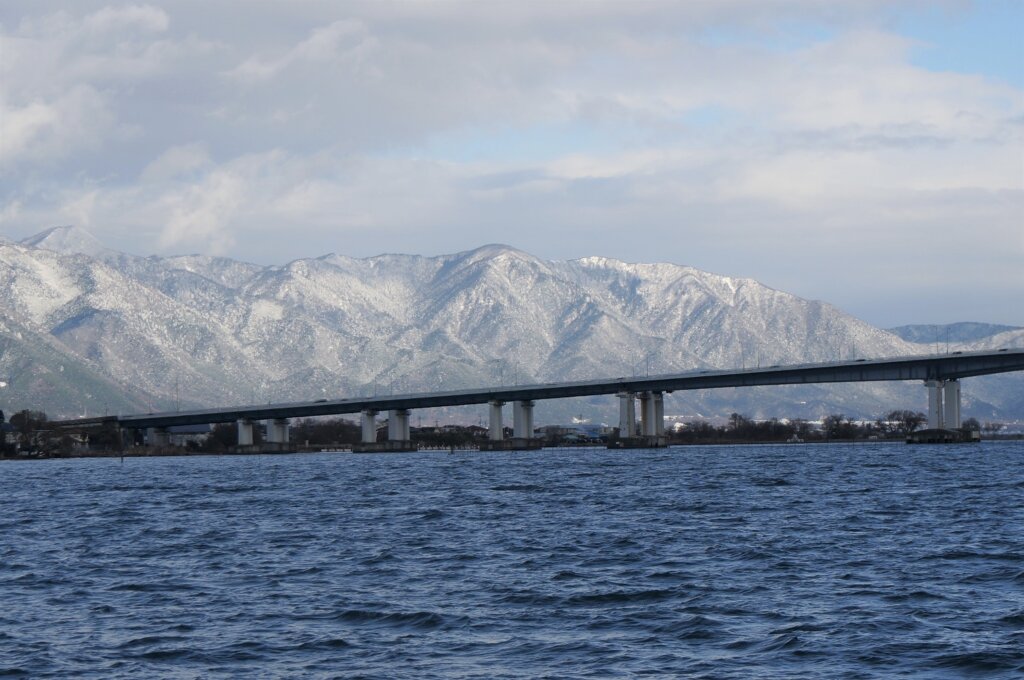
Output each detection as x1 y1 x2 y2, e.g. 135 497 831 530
883 409 926 436
982 422 1003 436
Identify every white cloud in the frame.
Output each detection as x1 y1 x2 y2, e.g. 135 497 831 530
0 4 219 176
0 0 1020 325
227 19 375 82
157 170 246 253
0 85 114 172
59 190 100 229
141 143 212 181
80 4 169 35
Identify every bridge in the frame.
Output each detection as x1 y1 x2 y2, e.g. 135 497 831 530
53 348 1024 450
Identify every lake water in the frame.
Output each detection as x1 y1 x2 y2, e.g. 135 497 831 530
2 442 1022 678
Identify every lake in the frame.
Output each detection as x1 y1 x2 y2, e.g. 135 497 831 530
2 442 1022 678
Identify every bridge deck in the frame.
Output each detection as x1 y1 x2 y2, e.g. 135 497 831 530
53 349 1024 430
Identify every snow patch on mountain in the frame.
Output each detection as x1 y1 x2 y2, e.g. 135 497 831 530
889 322 1023 345
1 229 1021 420
19 226 110 258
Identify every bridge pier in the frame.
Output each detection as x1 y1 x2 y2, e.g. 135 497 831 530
360 409 378 444
909 378 973 443
641 392 665 437
943 380 961 430
489 400 504 441
513 400 534 439
927 380 944 429
612 391 667 448
387 409 411 442
259 417 291 452
924 379 962 430
237 419 255 447
482 400 540 450
656 392 665 437
352 408 416 452
640 393 652 436
266 418 290 444
147 427 170 447
617 391 636 438
641 391 667 445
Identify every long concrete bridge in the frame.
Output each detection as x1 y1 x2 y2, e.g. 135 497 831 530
53 349 1024 450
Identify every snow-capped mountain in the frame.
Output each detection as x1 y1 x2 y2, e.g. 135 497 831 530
1 226 1021 421
18 225 112 259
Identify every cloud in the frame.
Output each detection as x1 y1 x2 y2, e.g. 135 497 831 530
0 85 114 172
227 19 375 82
0 0 1020 326
157 169 246 253
0 4 220 176
5 5 177 96
80 4 169 35
141 143 213 181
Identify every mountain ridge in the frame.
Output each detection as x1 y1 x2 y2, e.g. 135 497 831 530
888 322 1023 345
1 226 1020 421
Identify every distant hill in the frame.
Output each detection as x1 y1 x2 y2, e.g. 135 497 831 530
2 226 1022 421
888 322 1023 345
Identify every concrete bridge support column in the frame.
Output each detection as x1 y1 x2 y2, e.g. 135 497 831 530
618 392 636 438
489 401 504 441
266 418 290 444
943 380 961 430
388 410 410 442
480 400 540 451
653 392 665 438
513 400 535 439
640 392 655 437
926 380 944 429
237 419 255 447
147 427 170 447
361 410 378 444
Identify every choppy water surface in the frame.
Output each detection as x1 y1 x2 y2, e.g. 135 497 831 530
2 442 1023 678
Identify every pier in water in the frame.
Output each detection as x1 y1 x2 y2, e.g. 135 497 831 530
2 443 1022 677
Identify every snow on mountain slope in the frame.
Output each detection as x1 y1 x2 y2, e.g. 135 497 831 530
1 227 1020 420
952 328 1024 352
19 225 110 258
889 322 1022 345
564 257 914 369
1 239 265 410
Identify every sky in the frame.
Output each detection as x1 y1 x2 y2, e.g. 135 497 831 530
1 0 1021 328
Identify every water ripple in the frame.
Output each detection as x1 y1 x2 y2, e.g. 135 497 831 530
1 442 1022 677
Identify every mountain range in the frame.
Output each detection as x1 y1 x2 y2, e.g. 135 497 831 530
1 226 1021 423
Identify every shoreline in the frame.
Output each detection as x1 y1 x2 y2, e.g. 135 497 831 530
5 436 1021 462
